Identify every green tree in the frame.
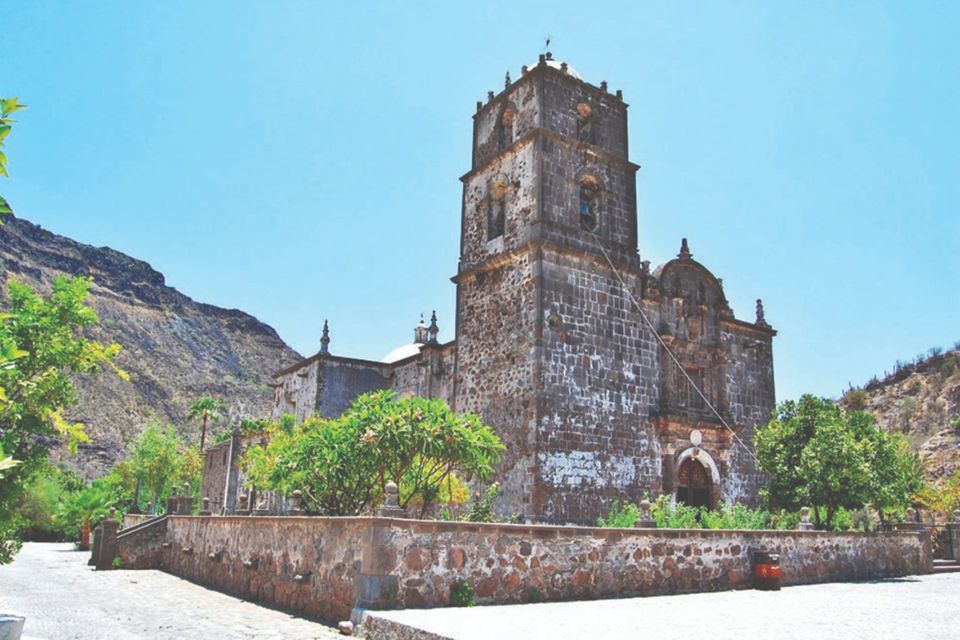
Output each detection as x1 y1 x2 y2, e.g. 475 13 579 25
245 391 504 517
0 276 124 563
756 395 921 529
188 395 226 451
58 470 133 543
0 96 27 221
127 424 183 512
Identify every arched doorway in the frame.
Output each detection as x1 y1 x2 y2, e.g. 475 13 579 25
676 457 713 509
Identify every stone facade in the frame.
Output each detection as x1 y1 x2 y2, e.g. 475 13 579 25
115 515 930 624
256 54 776 524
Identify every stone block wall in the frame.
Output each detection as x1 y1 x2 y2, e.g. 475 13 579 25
117 516 930 624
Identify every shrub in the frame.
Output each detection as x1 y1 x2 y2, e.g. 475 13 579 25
465 483 500 523
596 500 640 528
450 579 475 607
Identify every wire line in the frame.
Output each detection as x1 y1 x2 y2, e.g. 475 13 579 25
586 228 761 465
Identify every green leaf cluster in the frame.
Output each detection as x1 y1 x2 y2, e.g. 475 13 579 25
0 96 27 220
244 391 504 517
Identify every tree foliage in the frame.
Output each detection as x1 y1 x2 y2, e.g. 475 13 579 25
188 395 226 451
244 391 504 517
756 395 924 528
0 276 124 562
127 423 200 512
0 96 27 220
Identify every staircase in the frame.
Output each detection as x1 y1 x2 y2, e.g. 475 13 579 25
932 559 960 574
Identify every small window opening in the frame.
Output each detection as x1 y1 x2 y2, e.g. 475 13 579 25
497 108 516 152
579 178 600 231
488 198 506 239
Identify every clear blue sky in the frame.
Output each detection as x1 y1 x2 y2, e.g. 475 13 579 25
2 1 957 402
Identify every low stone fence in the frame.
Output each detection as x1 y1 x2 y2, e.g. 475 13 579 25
111 515 931 624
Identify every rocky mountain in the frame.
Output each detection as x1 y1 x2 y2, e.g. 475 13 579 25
843 347 960 484
0 214 301 478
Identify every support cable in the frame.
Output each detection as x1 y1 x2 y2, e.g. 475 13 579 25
586 228 761 465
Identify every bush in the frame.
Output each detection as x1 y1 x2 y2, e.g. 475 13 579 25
450 579 475 607
244 392 504 518
465 483 500 523
596 500 640 528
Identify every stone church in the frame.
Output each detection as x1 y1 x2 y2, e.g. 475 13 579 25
270 54 776 524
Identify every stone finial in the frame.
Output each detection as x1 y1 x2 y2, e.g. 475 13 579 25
538 53 546 65
109 507 117 521
634 499 656 529
755 299 770 328
238 493 249 511
678 237 692 259
521 65 528 75
798 506 815 531
505 71 511 89
906 506 917 523
428 311 440 344
560 62 568 73
600 80 608 93
182 482 190 494
320 319 330 354
379 481 406 518
616 89 623 100
487 90 495 103
200 497 211 516
171 486 179 498
476 100 483 113
414 314 429 344
640 260 651 275
953 509 960 524
545 51 553 61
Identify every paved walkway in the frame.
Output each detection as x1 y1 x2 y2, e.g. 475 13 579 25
0 543 340 640
368 572 960 640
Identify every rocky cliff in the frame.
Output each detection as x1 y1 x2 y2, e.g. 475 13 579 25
843 347 960 483
0 215 301 478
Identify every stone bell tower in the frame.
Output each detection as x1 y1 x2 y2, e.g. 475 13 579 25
453 54 658 523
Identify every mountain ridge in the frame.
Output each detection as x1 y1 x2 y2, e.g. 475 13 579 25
0 214 302 478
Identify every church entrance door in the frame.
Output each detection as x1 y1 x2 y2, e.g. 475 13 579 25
676 457 712 509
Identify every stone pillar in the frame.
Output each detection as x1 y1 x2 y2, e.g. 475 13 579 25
178 482 193 515
223 426 242 515
798 506 815 531
88 517 104 566
95 508 120 570
288 490 304 516
166 487 179 515
354 518 400 617
199 497 212 516
634 499 656 529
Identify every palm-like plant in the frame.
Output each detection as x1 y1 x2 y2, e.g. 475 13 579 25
188 396 226 451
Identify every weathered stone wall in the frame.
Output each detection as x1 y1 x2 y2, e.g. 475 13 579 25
389 343 456 406
272 356 390 421
117 516 168 570
201 439 233 513
453 255 540 518
119 516 930 624
536 249 661 522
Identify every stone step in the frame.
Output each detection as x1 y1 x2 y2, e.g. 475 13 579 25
932 559 960 574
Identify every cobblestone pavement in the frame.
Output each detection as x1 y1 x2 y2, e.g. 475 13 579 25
0 543 340 640
369 572 960 640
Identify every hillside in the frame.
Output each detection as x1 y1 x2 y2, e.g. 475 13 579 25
0 214 301 478
843 347 960 483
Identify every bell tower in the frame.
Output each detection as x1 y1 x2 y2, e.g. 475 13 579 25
453 54 653 522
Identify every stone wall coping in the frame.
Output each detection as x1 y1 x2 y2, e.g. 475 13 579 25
166 515 922 540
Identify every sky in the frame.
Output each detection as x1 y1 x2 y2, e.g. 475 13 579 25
1 1 957 402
